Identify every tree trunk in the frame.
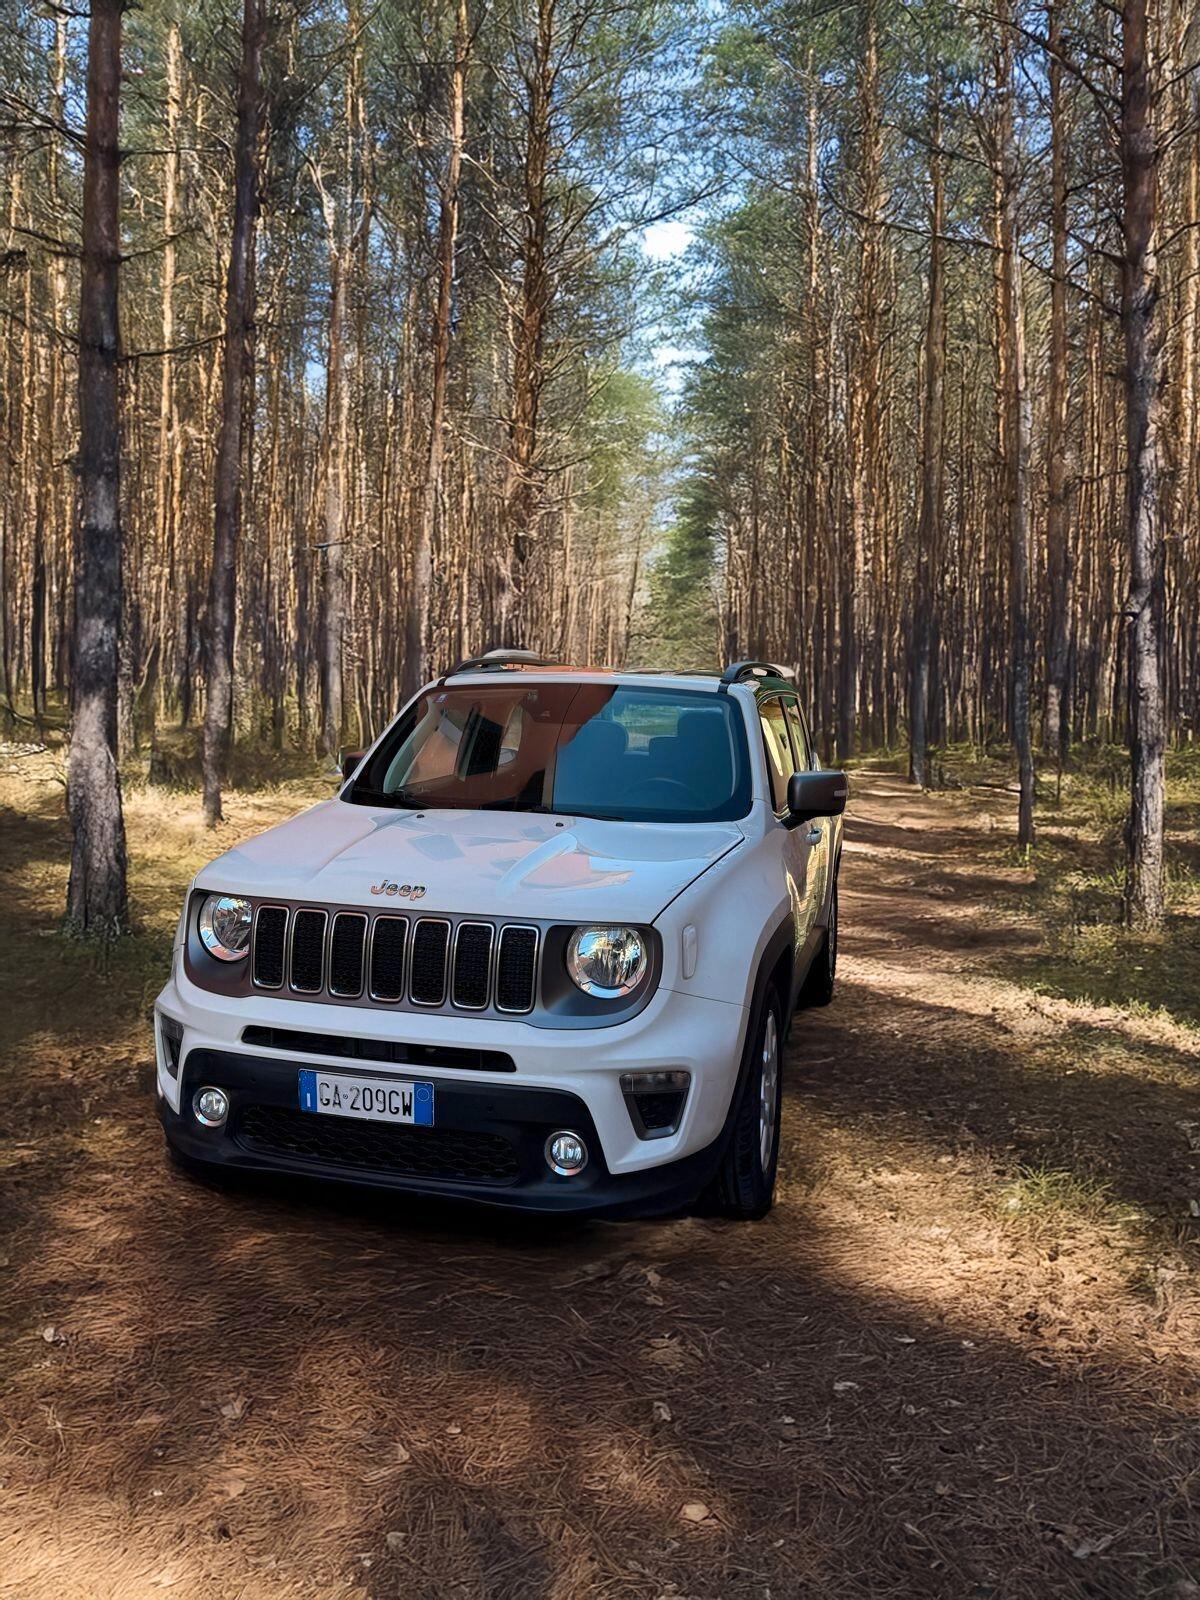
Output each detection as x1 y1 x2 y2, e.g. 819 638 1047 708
909 79 945 789
1121 0 1166 927
67 0 128 932
997 9 1035 847
1044 1 1073 769
498 0 554 644
840 0 883 762
319 248 348 758
155 24 182 712
201 0 263 824
404 0 468 701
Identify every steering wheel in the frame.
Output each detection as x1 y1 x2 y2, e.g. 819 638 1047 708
623 777 693 806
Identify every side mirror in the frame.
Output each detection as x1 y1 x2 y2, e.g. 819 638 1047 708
787 769 848 820
340 748 366 781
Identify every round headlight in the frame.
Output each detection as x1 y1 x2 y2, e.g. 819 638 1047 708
198 894 252 961
566 925 648 999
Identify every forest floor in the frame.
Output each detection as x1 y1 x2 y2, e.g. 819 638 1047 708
1 744 1199 1599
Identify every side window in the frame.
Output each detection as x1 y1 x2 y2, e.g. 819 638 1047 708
758 698 793 812
782 699 812 770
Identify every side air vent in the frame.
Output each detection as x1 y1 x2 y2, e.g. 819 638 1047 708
410 919 450 1006
290 909 327 993
369 915 408 1001
452 922 493 1009
329 912 367 997
253 906 288 989
495 925 538 1013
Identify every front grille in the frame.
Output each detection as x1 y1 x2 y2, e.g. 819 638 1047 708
496 926 538 1013
329 912 366 996
369 916 407 1000
236 1104 521 1186
290 910 326 992
410 919 450 1005
252 907 541 1015
452 922 493 1008
253 906 288 988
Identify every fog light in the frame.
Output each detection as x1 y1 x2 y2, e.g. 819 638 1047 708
193 1086 229 1127
545 1130 588 1177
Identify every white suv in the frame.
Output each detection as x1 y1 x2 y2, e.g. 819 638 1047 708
154 653 847 1220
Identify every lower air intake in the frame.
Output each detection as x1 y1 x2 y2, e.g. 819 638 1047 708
236 1105 521 1186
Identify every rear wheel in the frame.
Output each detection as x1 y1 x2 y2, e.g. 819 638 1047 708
796 874 838 1009
704 987 783 1220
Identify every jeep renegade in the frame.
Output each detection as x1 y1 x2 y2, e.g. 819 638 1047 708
155 653 847 1219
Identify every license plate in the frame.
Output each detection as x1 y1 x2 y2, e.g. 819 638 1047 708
298 1070 434 1126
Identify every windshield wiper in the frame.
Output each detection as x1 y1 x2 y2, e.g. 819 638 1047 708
347 786 427 809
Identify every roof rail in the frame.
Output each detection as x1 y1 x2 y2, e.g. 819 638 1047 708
719 659 792 688
446 648 555 677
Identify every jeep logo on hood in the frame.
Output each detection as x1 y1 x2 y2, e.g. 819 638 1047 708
371 880 426 900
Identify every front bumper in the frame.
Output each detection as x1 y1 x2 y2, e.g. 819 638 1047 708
154 965 750 1217
160 1048 725 1217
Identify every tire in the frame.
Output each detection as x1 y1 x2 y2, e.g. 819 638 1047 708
703 986 784 1220
796 873 838 1009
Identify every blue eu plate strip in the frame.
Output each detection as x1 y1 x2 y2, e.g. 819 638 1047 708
298 1069 318 1112
414 1082 434 1126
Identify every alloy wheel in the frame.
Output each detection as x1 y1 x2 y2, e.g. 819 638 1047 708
758 1008 779 1171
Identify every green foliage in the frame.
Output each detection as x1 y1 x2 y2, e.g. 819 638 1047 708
633 478 720 670
581 367 667 514
927 743 1200 1032
996 1165 1146 1238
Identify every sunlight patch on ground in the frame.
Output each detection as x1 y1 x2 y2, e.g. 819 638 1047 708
838 949 1200 1062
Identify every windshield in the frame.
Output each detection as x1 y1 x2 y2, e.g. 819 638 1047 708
346 682 751 823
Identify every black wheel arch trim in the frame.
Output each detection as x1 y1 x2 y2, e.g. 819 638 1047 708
709 918 794 1164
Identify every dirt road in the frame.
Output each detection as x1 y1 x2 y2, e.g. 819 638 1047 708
2 771 1198 1598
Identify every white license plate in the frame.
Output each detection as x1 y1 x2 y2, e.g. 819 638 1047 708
298 1070 434 1126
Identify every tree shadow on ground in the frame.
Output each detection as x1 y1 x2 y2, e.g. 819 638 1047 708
1 1064 1198 1600
797 976 1200 1226
3 773 1198 1598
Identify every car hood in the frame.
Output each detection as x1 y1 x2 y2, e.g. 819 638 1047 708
195 800 746 924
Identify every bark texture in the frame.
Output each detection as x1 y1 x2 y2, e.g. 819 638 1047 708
404 0 469 702
997 8 1035 848
909 79 944 790
67 0 127 932
201 0 263 824
1121 0 1166 928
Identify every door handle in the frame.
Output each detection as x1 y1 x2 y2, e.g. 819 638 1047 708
806 824 823 845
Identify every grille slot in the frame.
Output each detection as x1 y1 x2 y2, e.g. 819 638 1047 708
452 922 493 1009
410 919 450 1005
496 926 538 1013
369 915 408 1001
290 909 327 992
236 1104 521 1186
253 906 288 988
329 912 367 997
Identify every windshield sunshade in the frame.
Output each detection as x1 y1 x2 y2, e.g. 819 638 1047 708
346 683 751 824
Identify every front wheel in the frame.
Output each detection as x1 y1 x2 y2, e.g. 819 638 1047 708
703 988 783 1220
